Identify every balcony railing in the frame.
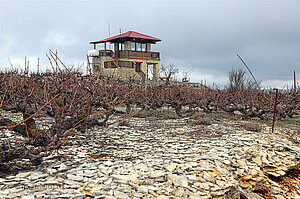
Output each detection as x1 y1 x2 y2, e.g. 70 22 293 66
98 50 160 60
98 50 114 57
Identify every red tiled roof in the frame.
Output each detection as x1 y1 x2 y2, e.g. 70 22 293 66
90 31 161 44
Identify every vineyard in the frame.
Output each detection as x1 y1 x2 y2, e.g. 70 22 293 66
0 54 299 198
0 52 299 172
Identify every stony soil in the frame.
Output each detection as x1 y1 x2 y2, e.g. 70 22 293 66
0 111 299 199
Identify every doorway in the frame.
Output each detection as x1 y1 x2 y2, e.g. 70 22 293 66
135 62 141 72
147 64 154 80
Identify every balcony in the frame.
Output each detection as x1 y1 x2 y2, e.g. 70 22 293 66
97 50 160 60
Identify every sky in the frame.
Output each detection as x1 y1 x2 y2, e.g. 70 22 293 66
0 0 299 88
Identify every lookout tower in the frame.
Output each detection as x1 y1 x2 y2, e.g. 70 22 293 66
88 31 161 82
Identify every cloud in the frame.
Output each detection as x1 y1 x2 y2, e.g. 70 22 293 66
0 33 18 68
0 0 299 88
43 31 78 48
261 80 295 90
1 56 40 71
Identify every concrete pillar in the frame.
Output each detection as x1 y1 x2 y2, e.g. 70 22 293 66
139 62 147 81
92 57 100 71
146 43 151 52
91 57 103 74
153 62 160 81
124 41 131 50
141 62 148 75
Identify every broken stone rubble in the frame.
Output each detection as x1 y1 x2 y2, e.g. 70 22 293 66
0 115 299 199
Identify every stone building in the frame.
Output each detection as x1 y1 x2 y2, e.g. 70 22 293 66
88 31 161 82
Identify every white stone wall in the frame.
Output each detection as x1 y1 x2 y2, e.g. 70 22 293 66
91 55 160 81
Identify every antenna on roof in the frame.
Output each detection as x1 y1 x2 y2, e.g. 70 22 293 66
108 20 111 50
108 20 111 37
119 28 122 35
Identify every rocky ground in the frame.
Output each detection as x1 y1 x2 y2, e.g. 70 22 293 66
0 110 299 199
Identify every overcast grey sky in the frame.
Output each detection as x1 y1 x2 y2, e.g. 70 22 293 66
0 0 299 88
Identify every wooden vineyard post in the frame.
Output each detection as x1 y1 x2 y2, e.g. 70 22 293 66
272 88 278 133
294 71 296 93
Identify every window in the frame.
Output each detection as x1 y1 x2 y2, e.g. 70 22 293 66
142 43 146 52
104 61 117 68
131 42 145 51
136 43 142 51
131 42 136 51
118 43 124 51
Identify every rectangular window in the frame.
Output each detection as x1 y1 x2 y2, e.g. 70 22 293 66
104 61 117 68
119 43 124 51
142 43 146 52
131 42 136 51
120 61 134 68
136 43 142 51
